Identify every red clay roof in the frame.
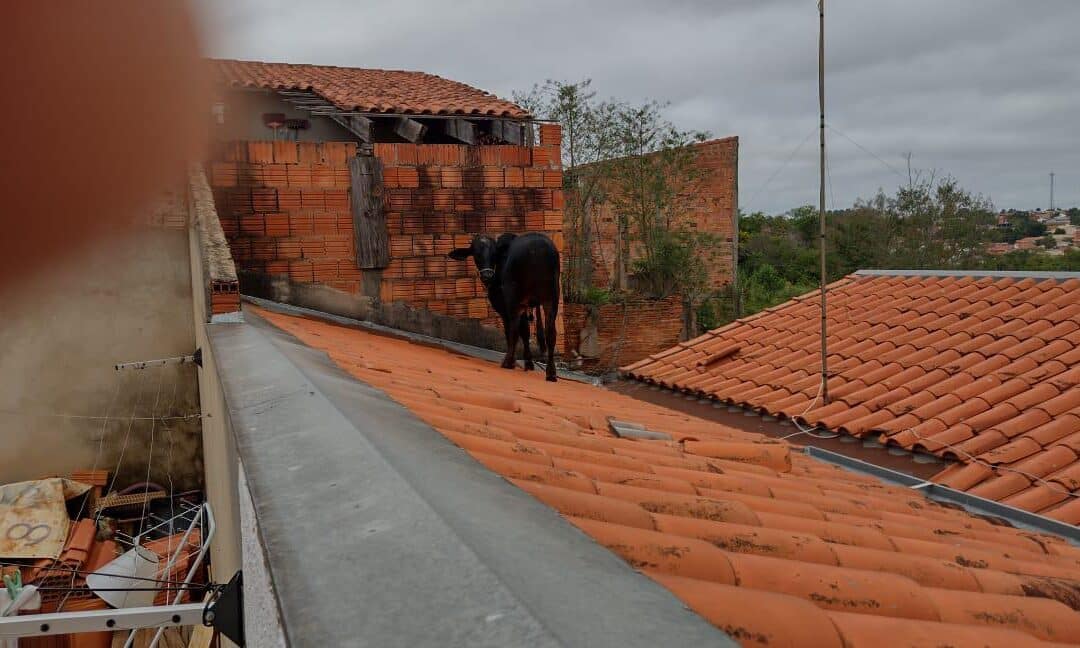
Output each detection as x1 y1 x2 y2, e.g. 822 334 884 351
210 58 529 118
623 272 1080 524
254 305 1080 646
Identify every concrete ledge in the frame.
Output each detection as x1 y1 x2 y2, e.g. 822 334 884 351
208 313 731 647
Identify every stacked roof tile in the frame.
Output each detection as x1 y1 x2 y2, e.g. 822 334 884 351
255 305 1080 646
210 58 529 118
623 271 1080 524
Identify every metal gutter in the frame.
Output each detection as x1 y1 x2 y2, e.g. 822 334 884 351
803 446 1079 545
854 269 1080 280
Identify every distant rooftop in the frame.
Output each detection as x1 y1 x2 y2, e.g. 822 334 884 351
624 271 1080 524
210 58 529 118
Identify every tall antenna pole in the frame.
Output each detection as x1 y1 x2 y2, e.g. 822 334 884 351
818 0 829 404
1050 171 1055 211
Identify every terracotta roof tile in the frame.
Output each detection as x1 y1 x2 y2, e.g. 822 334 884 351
210 58 528 118
255 306 1080 645
622 272 1080 522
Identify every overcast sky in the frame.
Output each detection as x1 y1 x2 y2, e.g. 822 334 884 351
197 0 1079 214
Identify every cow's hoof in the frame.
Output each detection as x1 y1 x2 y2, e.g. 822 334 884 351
500 359 515 369
546 375 557 382
524 361 535 371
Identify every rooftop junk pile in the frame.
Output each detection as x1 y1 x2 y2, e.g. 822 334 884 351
0 471 209 647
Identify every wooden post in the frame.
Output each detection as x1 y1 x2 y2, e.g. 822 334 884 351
349 154 389 268
818 0 829 405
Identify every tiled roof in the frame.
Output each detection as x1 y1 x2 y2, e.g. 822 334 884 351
622 272 1080 524
254 305 1080 646
210 58 529 118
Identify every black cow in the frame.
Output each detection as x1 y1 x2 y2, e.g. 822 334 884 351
448 232 560 381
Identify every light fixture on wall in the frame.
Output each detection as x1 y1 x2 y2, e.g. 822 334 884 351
262 112 287 140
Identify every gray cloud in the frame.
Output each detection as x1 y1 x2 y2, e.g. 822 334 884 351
196 0 1080 213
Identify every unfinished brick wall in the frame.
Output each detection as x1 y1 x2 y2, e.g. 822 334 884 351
562 295 684 372
584 137 738 291
208 124 564 339
376 124 563 329
210 140 361 295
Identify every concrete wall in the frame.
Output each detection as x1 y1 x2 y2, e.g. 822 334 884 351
0 196 203 489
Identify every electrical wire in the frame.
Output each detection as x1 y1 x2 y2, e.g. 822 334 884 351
744 127 818 212
826 124 906 180
136 364 168 541
0 411 202 422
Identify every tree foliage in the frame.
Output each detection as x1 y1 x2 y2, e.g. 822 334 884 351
728 173 1078 328
516 80 714 307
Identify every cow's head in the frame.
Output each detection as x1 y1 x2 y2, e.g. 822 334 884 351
448 234 516 287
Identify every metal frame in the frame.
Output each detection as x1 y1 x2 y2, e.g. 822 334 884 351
0 603 204 638
804 446 1080 544
123 503 216 648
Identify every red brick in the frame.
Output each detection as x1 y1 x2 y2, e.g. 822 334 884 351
248 141 274 164
322 142 350 165
252 239 276 260
265 213 290 237
324 234 353 258
273 141 299 164
298 142 322 164
301 237 326 257
398 168 420 188
336 211 353 233
432 189 454 210
276 238 300 259
413 280 435 300
525 211 545 230
278 188 302 209
325 190 349 210
390 236 412 257
425 256 446 277
412 234 434 256
252 188 278 211
524 168 544 187
313 260 339 281
539 123 562 147
311 164 335 188
210 161 238 187
542 170 562 188
504 167 524 188
287 165 313 187
441 168 463 188
289 260 314 283
265 260 289 275
301 190 326 209
240 214 265 236
338 263 362 281
312 213 337 234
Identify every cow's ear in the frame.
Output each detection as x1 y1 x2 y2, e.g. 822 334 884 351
447 247 472 261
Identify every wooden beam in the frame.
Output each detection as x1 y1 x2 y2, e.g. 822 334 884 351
349 155 390 269
443 118 477 145
329 114 372 142
393 116 426 142
489 119 524 145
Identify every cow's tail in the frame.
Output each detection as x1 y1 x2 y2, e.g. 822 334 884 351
533 306 547 354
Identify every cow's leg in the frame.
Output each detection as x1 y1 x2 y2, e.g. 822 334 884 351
519 313 534 371
500 315 517 369
543 300 558 382
534 306 547 354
